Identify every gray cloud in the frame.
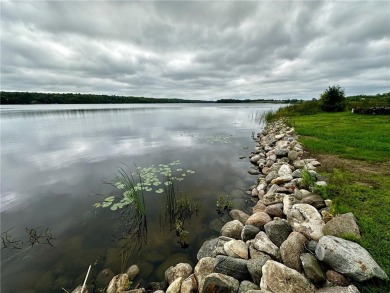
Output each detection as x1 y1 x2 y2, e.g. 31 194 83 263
1 0 389 100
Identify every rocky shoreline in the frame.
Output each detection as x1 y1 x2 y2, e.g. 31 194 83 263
72 120 388 293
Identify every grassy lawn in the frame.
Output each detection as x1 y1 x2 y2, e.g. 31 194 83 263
291 112 390 293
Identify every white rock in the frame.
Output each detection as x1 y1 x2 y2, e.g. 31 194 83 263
287 204 325 240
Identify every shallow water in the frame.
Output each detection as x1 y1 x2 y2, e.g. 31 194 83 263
0 103 282 292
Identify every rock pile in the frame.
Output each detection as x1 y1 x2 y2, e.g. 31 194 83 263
72 120 388 293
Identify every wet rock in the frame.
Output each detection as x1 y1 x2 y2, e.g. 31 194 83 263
260 260 316 293
265 203 284 218
107 274 130 293
96 268 115 288
280 232 307 272
323 213 361 239
287 204 325 240
245 212 272 229
248 168 261 175
194 257 216 293
250 154 261 164
220 220 243 240
202 273 240 293
214 255 251 281
197 238 218 260
247 253 271 284
229 209 250 225
300 253 326 284
241 225 261 242
264 218 292 247
181 274 198 293
72 286 88 293
224 239 248 259
326 270 350 286
166 277 183 293
252 232 280 259
126 265 139 281
316 235 388 281
238 280 259 293
165 263 193 285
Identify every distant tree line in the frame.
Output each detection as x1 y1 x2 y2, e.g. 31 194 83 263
215 99 301 104
0 92 212 104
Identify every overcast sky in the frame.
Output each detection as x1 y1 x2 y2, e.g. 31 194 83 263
1 1 389 100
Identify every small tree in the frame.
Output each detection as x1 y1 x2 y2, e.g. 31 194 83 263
319 85 346 112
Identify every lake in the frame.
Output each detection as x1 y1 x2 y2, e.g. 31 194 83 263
0 103 282 292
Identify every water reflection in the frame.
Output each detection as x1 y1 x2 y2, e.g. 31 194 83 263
1 103 282 292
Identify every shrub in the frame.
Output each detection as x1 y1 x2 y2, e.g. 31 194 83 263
319 85 346 112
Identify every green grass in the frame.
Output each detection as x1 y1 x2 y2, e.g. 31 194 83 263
291 112 390 162
287 111 390 292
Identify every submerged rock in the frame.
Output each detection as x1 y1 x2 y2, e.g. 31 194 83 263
202 273 240 293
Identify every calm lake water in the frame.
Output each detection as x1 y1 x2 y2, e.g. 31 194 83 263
0 103 282 292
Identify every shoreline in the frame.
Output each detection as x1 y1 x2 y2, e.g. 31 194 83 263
72 119 388 293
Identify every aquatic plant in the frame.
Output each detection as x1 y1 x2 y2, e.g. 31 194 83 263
216 194 233 216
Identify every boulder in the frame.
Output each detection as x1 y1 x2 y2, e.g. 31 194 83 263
194 257 215 293
265 203 284 218
220 220 243 240
229 209 250 225
287 204 325 240
126 265 139 281
224 240 248 259
181 274 198 293
271 175 293 185
107 274 130 293
276 149 289 158
300 253 326 284
238 280 259 293
326 270 350 286
280 232 307 272
316 236 388 281
265 171 278 184
245 212 272 229
165 263 193 285
260 260 316 293
264 218 292 247
214 255 251 281
202 273 240 293
316 285 359 293
301 194 325 209
241 225 261 242
261 193 285 206
166 277 183 293
323 213 361 239
197 238 218 260
252 232 280 259
247 253 271 284
278 164 292 176
252 202 266 213
283 194 299 216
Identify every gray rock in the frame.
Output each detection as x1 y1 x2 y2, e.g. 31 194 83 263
245 212 272 229
250 154 261 164
265 203 284 218
248 168 261 175
300 253 326 284
260 260 316 293
238 280 259 293
278 164 292 176
307 240 317 254
264 218 292 247
280 231 308 272
197 238 219 260
224 240 248 259
316 285 359 293
261 193 285 206
194 257 215 293
316 235 388 281
214 255 251 281
247 254 271 284
220 220 243 240
292 170 301 178
165 263 193 285
323 213 361 239
265 171 278 184
229 209 250 225
287 204 325 240
202 273 240 293
276 149 289 158
288 150 299 161
252 232 280 259
241 225 261 242
301 194 326 209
